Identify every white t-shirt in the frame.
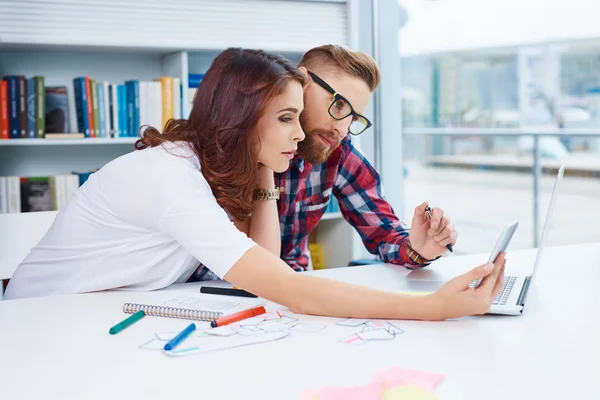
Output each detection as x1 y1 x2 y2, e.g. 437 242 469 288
4 142 256 300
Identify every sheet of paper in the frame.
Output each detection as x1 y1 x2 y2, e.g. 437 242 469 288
231 326 267 336
163 330 290 356
337 318 370 327
139 339 167 350
204 325 237 336
290 323 326 333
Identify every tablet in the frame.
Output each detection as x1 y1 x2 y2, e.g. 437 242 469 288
474 221 519 288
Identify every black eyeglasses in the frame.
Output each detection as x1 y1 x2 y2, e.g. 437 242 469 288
308 71 372 136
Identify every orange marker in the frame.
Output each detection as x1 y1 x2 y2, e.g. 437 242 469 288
210 306 266 328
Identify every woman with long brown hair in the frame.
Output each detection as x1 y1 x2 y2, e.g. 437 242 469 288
6 48 505 321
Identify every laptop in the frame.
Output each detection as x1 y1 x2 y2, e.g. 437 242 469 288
398 165 564 316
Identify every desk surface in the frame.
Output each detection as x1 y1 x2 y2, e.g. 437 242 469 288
1 243 599 400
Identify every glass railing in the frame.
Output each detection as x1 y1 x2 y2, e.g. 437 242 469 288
402 128 600 255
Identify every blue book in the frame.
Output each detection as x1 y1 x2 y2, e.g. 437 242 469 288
188 74 204 88
125 80 139 137
26 78 36 138
117 84 128 137
96 82 106 137
3 76 20 139
72 77 90 137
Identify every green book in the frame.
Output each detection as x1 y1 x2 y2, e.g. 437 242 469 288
35 76 45 138
90 79 99 138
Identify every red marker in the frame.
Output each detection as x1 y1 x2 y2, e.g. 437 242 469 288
210 306 266 328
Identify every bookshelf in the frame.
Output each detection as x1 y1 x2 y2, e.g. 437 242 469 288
0 0 369 269
0 138 138 146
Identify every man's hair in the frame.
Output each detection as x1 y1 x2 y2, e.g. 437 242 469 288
299 44 380 92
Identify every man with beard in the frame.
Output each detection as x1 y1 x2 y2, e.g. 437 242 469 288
275 44 458 271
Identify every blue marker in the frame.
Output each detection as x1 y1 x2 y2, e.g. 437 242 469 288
164 323 196 351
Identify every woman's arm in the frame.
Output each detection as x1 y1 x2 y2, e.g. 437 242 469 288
159 189 504 321
225 245 506 321
243 167 281 256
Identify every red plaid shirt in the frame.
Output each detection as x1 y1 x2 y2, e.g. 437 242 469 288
275 137 419 271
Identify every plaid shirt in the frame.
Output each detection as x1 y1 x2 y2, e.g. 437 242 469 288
189 136 419 282
275 136 419 271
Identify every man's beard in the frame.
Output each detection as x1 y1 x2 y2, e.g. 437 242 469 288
297 128 340 165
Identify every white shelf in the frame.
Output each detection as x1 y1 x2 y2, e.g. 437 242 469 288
321 212 343 221
0 138 138 146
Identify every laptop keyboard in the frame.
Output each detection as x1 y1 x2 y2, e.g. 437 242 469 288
470 276 517 305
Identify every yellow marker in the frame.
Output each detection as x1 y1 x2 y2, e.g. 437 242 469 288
383 385 437 400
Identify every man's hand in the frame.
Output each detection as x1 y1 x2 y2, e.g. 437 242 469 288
409 201 457 260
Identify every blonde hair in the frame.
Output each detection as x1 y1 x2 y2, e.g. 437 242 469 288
299 44 380 92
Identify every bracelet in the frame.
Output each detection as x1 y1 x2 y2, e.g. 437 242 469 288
406 240 440 265
253 187 282 201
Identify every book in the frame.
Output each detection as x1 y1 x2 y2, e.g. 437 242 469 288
35 76 45 138
122 293 265 322
84 77 95 137
0 176 7 213
125 80 139 137
172 77 181 119
90 79 100 137
18 76 27 138
0 80 8 139
44 133 84 139
45 86 70 134
96 82 106 137
73 78 89 137
3 76 19 139
26 78 36 138
20 176 51 212
158 76 173 129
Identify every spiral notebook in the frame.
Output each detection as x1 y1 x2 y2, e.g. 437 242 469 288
122 293 264 322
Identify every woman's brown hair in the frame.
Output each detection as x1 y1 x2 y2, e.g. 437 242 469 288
136 48 305 220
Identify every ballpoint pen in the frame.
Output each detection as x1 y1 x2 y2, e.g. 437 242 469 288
425 206 453 252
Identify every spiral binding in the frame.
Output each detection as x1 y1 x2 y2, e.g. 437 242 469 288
123 302 224 321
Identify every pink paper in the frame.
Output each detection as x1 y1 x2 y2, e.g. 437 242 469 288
300 381 383 400
300 367 445 400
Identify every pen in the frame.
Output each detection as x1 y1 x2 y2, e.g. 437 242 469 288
164 323 196 351
425 206 453 252
109 310 145 334
200 286 258 298
210 306 266 328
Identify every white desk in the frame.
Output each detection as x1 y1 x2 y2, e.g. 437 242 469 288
1 243 599 400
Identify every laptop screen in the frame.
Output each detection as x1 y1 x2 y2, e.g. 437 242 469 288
529 165 564 283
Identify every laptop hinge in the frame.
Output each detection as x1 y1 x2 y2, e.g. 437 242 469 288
517 276 532 307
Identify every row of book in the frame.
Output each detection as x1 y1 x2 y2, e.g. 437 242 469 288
0 77 46 139
72 76 182 138
0 173 94 213
0 74 188 139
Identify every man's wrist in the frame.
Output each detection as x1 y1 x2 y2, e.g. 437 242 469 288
405 240 440 265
